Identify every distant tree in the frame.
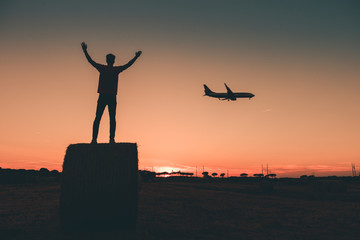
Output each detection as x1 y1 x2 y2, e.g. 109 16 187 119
212 173 218 177
266 173 277 179
40 168 50 173
240 173 248 177
179 172 194 177
170 171 181 176
220 173 225 178
202 172 209 178
155 171 169 176
39 168 50 177
300 175 307 179
253 173 264 178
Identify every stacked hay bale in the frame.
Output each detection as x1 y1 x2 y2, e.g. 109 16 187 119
60 143 138 230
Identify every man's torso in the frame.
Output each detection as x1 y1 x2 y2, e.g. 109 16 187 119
96 65 123 95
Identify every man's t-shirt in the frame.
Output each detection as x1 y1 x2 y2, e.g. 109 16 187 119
94 64 125 95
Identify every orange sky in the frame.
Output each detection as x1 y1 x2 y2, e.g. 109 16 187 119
1 1 360 177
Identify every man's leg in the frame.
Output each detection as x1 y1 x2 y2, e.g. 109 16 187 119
108 95 117 143
92 95 106 143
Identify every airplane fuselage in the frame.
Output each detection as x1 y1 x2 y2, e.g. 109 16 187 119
203 83 255 101
205 92 254 100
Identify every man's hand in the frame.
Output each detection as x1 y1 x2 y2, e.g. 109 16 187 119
81 42 87 51
121 51 143 70
135 51 142 57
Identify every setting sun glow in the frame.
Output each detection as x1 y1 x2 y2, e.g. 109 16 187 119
1 1 360 177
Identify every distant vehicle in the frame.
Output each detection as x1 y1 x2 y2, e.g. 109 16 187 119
203 83 255 101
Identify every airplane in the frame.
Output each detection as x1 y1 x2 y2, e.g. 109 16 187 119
203 83 255 101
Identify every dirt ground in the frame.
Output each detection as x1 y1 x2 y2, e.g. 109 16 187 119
1 179 360 239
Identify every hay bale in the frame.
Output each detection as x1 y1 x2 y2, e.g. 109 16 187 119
60 143 138 230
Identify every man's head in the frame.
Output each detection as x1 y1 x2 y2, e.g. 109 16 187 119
106 54 115 66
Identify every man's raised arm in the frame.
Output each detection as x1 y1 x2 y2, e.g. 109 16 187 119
119 51 142 71
81 42 99 69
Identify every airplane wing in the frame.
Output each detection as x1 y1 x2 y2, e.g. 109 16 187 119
224 83 236 100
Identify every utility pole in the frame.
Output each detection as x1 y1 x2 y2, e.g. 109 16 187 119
352 163 356 177
266 164 268 176
227 170 229 178
261 164 263 175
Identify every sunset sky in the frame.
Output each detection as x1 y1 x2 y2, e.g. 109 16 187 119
1 0 360 177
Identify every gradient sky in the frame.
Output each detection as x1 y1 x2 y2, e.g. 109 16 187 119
1 0 360 177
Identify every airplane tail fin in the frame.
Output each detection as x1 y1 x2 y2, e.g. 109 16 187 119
224 83 232 93
203 84 213 95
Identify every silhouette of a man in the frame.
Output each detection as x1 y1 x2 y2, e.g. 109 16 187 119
81 42 142 144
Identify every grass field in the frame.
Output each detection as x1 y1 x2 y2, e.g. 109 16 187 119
1 179 360 239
